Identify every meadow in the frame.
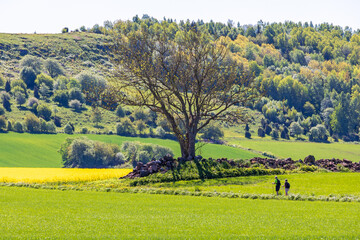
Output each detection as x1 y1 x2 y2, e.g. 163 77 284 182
1 187 360 239
228 138 360 161
0 132 261 167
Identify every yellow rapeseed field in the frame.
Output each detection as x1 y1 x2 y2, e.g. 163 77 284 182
0 168 132 183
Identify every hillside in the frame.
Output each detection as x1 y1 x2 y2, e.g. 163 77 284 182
0 17 359 148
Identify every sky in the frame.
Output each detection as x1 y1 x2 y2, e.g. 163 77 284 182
0 0 359 34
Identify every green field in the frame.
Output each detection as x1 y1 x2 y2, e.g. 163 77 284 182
229 138 360 161
0 132 261 167
1 187 359 239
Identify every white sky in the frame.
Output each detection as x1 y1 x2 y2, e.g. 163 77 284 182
0 0 359 34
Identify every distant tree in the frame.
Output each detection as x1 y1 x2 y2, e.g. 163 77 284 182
62 27 69 33
116 118 136 136
258 127 265 137
15 92 26 107
201 124 224 141
245 131 251 139
37 104 52 121
271 130 279 139
46 121 57 134
33 86 40 99
0 116 6 131
5 80 11 92
24 114 41 133
20 55 42 74
265 125 272 135
290 49 307 65
91 107 102 126
0 74 4 87
68 88 85 103
115 105 125 118
44 59 65 78
27 97 39 110
80 26 87 32
64 123 73 134
155 126 166 138
69 99 82 111
1 92 11 111
245 123 250 131
309 124 328 142
20 67 37 89
289 122 303 138
35 73 54 90
136 120 147 134
39 84 50 100
76 71 107 105
303 101 316 117
245 26 256 37
53 90 69 107
13 121 23 133
7 120 12 131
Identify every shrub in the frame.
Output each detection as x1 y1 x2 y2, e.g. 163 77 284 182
77 71 106 104
11 79 27 95
39 83 50 99
116 118 136 136
201 124 224 141
20 55 42 74
64 123 74 134
271 130 279 139
54 116 61 127
15 92 26 106
20 67 37 89
40 118 47 133
0 106 4 115
37 104 52 121
137 151 151 163
69 99 82 111
44 59 64 78
35 73 54 90
27 97 39 109
258 128 265 137
155 126 166 138
81 127 88 134
53 91 69 107
133 109 148 121
7 120 12 131
290 122 303 138
46 121 57 134
53 76 69 90
0 74 4 87
24 114 41 133
59 137 122 168
68 88 85 103
1 92 11 111
13 121 23 133
115 105 125 118
0 116 6 131
245 131 251 139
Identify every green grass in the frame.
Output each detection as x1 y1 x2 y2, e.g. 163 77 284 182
147 172 360 197
1 187 359 239
229 138 360 161
0 132 261 167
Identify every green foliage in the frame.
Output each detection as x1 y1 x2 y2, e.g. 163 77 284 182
0 106 5 115
91 107 102 126
0 116 6 131
44 59 64 78
37 104 52 121
24 114 41 133
77 71 106 105
64 123 74 134
69 99 82 111
115 105 125 118
13 121 23 133
15 92 26 106
20 67 37 89
35 73 54 90
116 118 136 136
20 55 42 74
201 124 224 141
68 87 84 103
10 79 27 95
53 90 69 107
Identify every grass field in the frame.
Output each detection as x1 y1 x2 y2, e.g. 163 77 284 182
0 168 132 183
1 187 359 239
229 138 360 161
0 132 261 167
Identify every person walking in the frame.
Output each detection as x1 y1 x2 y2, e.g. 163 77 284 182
273 176 281 195
283 179 290 196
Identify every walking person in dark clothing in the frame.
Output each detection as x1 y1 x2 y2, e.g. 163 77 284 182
273 176 281 195
283 179 290 196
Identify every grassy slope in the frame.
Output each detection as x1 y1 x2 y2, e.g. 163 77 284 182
229 138 360 161
1 187 359 239
0 132 261 167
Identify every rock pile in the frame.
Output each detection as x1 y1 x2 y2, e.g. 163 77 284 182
123 154 360 179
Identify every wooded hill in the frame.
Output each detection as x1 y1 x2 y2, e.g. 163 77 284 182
0 16 359 142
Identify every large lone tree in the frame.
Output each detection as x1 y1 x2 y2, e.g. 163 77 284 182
109 21 257 160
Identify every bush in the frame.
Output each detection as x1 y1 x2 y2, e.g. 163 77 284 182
35 73 54 90
201 124 224 141
155 126 166 138
11 79 27 95
1 92 11 111
245 131 251 139
7 120 12 131
257 128 265 137
37 104 52 121
64 123 74 134
44 59 64 78
54 116 61 127
115 105 125 118
0 106 4 115
0 116 6 131
59 137 122 168
20 67 37 89
13 121 23 133
0 74 4 87
77 71 106 104
271 130 279 139
39 83 50 99
46 121 57 134
69 99 82 111
27 97 39 109
116 118 136 136
24 114 41 133
53 91 69 107
15 92 26 106
68 88 85 103
120 141 174 163
20 55 42 74
81 127 88 134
